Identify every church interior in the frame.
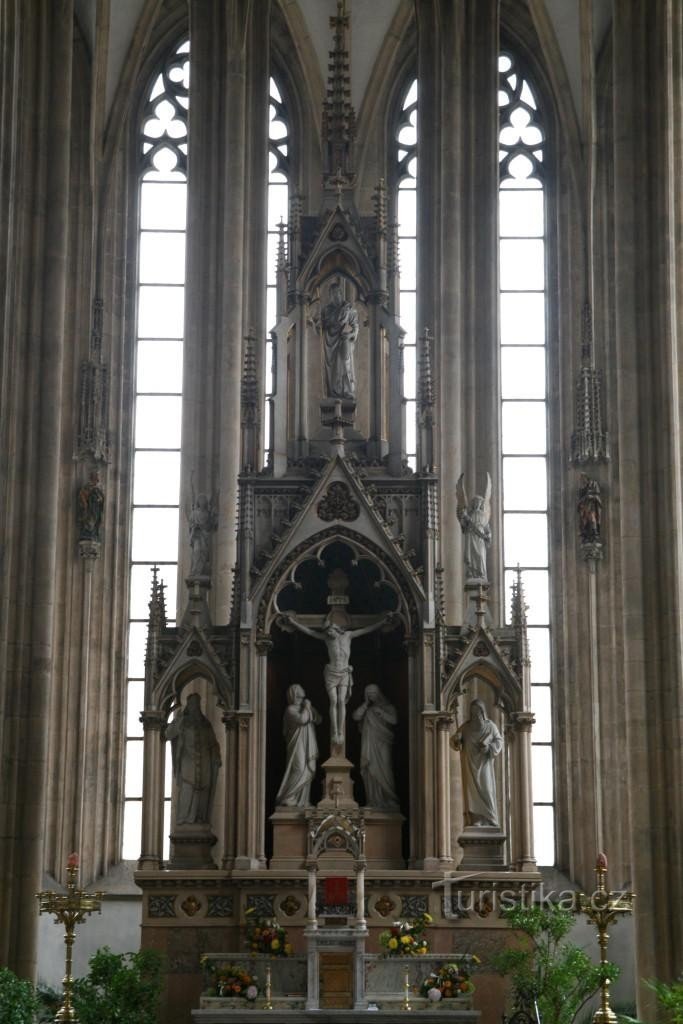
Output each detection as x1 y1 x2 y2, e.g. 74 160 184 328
1 1 682 1021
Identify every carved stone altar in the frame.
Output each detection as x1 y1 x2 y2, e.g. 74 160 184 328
134 10 540 1024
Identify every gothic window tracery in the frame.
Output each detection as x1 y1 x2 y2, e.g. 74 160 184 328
123 38 189 859
395 78 418 471
265 74 290 468
498 50 554 865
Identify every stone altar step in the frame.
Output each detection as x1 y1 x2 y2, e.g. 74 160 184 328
193 1012 479 1023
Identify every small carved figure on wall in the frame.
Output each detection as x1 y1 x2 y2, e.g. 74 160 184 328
187 487 218 579
166 693 221 825
352 684 400 811
77 470 104 542
451 698 502 828
276 684 322 807
578 474 602 546
279 612 395 748
456 473 492 582
321 279 358 400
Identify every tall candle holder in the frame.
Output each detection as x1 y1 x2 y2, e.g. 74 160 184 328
36 854 105 1023
403 964 413 1012
263 961 273 1010
574 853 635 1024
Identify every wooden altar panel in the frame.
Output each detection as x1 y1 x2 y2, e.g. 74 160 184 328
319 952 353 1009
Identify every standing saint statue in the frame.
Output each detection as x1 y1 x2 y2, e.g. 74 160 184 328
456 472 492 582
280 612 394 748
187 489 217 579
451 698 503 828
352 684 400 810
77 471 105 542
166 693 222 825
321 279 358 399
276 684 322 807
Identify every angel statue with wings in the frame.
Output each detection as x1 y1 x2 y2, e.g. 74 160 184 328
456 472 492 582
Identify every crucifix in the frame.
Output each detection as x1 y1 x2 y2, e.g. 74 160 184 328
278 569 395 755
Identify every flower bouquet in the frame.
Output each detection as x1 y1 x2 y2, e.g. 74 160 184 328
245 908 293 956
420 959 479 1000
200 958 259 999
379 912 432 955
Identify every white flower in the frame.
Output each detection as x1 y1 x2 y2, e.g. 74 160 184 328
246 985 258 1001
427 987 442 1002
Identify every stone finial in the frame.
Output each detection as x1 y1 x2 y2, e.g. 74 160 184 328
510 565 530 669
276 218 287 272
322 0 356 190
570 303 610 464
372 178 387 234
418 327 435 412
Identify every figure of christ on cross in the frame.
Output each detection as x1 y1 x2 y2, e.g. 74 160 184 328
279 611 395 752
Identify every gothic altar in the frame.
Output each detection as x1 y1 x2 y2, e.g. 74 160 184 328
133 8 540 1022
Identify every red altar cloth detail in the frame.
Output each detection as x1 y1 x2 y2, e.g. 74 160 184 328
324 877 349 905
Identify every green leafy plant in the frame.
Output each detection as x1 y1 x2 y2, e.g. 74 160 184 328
71 948 163 1024
0 968 39 1024
493 903 619 1024
618 976 683 1024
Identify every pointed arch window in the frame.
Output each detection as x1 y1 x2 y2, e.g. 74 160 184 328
498 51 554 865
265 75 290 467
123 39 189 859
395 78 418 470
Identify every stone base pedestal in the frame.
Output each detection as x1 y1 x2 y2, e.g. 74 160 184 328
457 827 507 870
168 823 218 869
318 753 358 810
270 808 404 870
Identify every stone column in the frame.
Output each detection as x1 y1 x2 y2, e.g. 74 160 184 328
436 714 453 864
416 0 500 623
182 1 271 620
139 712 165 869
510 711 535 872
611 1 683 1002
0 0 75 975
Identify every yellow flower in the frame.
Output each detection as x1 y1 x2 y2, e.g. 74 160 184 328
284 943 293 956
271 939 280 950
389 938 398 950
400 935 411 944
423 913 433 923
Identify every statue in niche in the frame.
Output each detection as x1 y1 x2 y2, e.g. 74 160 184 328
451 697 503 828
279 612 394 748
321 279 358 399
77 470 104 542
167 693 221 825
456 472 492 582
578 474 602 545
187 486 218 579
352 684 399 810
276 684 322 807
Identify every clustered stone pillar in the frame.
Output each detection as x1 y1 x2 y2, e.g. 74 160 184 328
0 0 76 974
610 1 683 1007
416 0 501 624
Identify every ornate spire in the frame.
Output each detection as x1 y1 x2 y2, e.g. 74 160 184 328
510 566 530 669
146 565 167 667
322 0 356 190
276 218 287 273
76 297 110 464
570 303 609 464
241 328 258 421
418 327 435 413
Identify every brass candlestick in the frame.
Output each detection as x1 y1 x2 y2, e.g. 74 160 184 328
403 964 413 1012
574 853 634 1024
264 962 273 1010
36 854 105 1023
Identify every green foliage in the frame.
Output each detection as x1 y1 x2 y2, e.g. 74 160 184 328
493 904 619 1024
71 948 163 1024
618 976 683 1024
0 968 39 1024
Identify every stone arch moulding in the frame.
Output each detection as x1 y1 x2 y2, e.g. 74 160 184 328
255 527 422 641
149 632 234 717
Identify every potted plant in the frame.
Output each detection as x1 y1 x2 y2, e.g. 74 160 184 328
0 967 38 1024
71 947 163 1024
